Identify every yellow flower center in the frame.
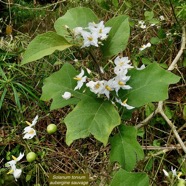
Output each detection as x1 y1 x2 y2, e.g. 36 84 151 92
105 85 112 91
28 128 35 135
95 83 100 89
119 62 124 66
88 37 93 41
122 99 128 104
7 169 14 174
99 29 102 34
26 121 31 126
118 81 125 86
74 77 82 81
12 155 17 161
178 172 182 179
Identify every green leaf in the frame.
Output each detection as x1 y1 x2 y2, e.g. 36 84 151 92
120 63 180 107
110 169 149 186
142 58 152 65
150 37 161 44
64 97 121 146
54 7 98 37
101 15 130 58
110 125 144 171
21 32 72 65
0 88 7 109
40 63 83 110
144 11 154 21
112 0 119 7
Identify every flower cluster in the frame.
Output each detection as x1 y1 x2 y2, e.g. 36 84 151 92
4 115 39 181
73 21 111 48
62 56 135 110
5 152 24 181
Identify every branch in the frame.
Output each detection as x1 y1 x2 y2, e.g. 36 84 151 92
168 26 186 71
157 101 186 154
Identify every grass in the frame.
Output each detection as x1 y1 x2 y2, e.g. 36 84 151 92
0 0 186 185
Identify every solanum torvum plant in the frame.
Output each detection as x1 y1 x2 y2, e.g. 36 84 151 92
21 7 180 185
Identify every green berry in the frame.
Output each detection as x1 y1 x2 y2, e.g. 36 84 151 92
47 124 57 134
26 152 37 163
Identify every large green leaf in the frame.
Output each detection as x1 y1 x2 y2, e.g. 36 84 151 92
64 97 121 146
110 169 149 186
40 63 83 110
110 125 144 171
21 32 72 65
120 63 180 107
54 7 99 37
101 15 130 58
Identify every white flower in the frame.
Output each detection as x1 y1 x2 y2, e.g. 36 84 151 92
88 21 111 40
159 15 165 21
115 98 135 110
101 79 115 99
62 92 72 100
81 31 99 48
23 115 38 139
114 56 133 75
138 20 146 29
136 64 146 70
139 42 151 51
74 69 87 90
86 80 105 95
6 152 24 167
7 164 22 181
23 126 36 139
112 75 132 95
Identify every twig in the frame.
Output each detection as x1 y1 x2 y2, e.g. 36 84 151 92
142 144 186 151
135 109 157 129
168 26 186 71
157 101 186 153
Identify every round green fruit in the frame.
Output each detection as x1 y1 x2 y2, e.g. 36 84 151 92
47 124 57 134
26 152 37 163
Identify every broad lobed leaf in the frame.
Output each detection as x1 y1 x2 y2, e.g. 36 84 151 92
64 97 121 146
110 125 144 171
120 63 180 107
40 63 83 110
21 32 72 65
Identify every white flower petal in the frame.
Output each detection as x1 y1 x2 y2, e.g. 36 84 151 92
136 64 146 70
31 115 38 127
13 168 22 181
16 152 24 162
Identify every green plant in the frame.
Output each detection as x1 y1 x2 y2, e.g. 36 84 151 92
20 6 184 185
